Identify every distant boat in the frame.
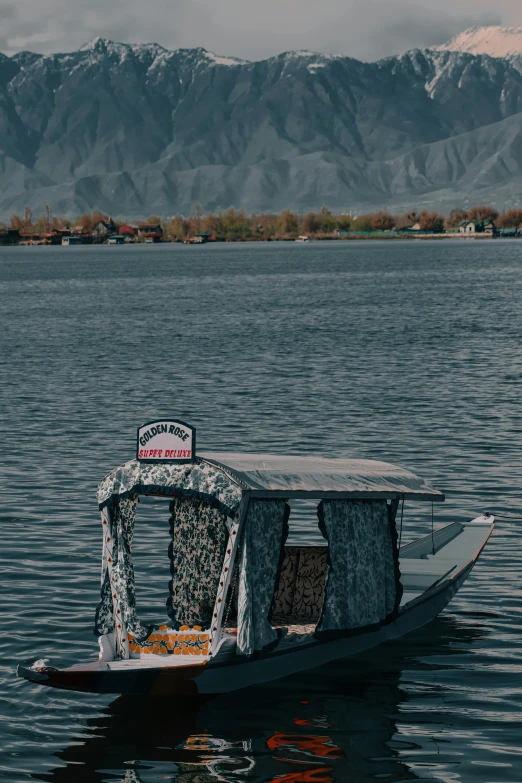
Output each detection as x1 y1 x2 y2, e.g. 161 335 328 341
184 233 211 245
295 235 310 242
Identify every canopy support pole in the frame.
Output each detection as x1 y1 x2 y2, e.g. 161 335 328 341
101 506 129 660
210 493 250 656
389 498 400 525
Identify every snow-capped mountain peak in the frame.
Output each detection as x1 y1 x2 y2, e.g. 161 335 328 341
77 37 247 66
79 37 167 58
438 25 522 59
79 36 108 52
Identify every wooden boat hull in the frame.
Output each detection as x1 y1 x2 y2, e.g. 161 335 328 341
17 517 493 695
16 659 206 695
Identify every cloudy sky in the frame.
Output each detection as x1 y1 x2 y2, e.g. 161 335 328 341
1 0 522 61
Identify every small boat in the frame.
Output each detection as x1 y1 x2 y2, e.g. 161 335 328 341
17 420 494 695
295 235 310 242
184 233 211 244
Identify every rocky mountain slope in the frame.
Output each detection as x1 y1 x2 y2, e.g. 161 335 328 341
2 36 522 216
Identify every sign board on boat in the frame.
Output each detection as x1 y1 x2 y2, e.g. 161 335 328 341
136 420 196 463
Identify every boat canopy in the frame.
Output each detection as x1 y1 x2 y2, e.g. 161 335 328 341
202 453 444 501
97 453 444 509
94 450 442 662
97 458 243 515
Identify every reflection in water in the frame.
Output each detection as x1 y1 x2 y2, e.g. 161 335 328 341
34 616 486 783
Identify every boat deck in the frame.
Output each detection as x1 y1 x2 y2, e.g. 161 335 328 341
55 517 494 676
399 519 491 605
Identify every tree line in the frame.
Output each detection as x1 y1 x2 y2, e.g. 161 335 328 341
3 204 522 241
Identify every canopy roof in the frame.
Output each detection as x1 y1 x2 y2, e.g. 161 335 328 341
97 453 444 511
200 453 444 502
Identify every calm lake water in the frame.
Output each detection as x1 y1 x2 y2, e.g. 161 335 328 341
1 240 522 783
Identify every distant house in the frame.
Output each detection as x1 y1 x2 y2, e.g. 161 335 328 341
137 223 162 234
0 228 20 245
18 229 70 245
497 227 519 237
19 232 48 245
393 221 427 233
93 218 116 242
119 224 138 237
50 228 71 244
118 223 163 242
399 223 426 234
184 232 211 244
67 224 94 243
459 220 497 236
137 223 163 242
460 221 480 233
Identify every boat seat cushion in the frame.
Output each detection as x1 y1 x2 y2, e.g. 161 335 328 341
272 546 327 623
399 561 457 591
127 625 211 658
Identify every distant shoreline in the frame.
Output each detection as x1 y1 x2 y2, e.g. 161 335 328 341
2 233 515 248
2 205 520 246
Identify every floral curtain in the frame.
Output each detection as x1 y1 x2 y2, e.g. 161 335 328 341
97 458 243 518
167 497 228 628
237 500 290 657
94 495 150 639
316 499 401 637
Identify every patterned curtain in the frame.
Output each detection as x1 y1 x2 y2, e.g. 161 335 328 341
167 497 228 628
271 547 328 623
97 459 242 518
316 500 400 637
237 500 290 657
94 495 149 639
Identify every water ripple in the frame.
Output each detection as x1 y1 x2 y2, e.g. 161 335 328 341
1 241 521 782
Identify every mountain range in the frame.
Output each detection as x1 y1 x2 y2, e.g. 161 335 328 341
3 28 522 217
